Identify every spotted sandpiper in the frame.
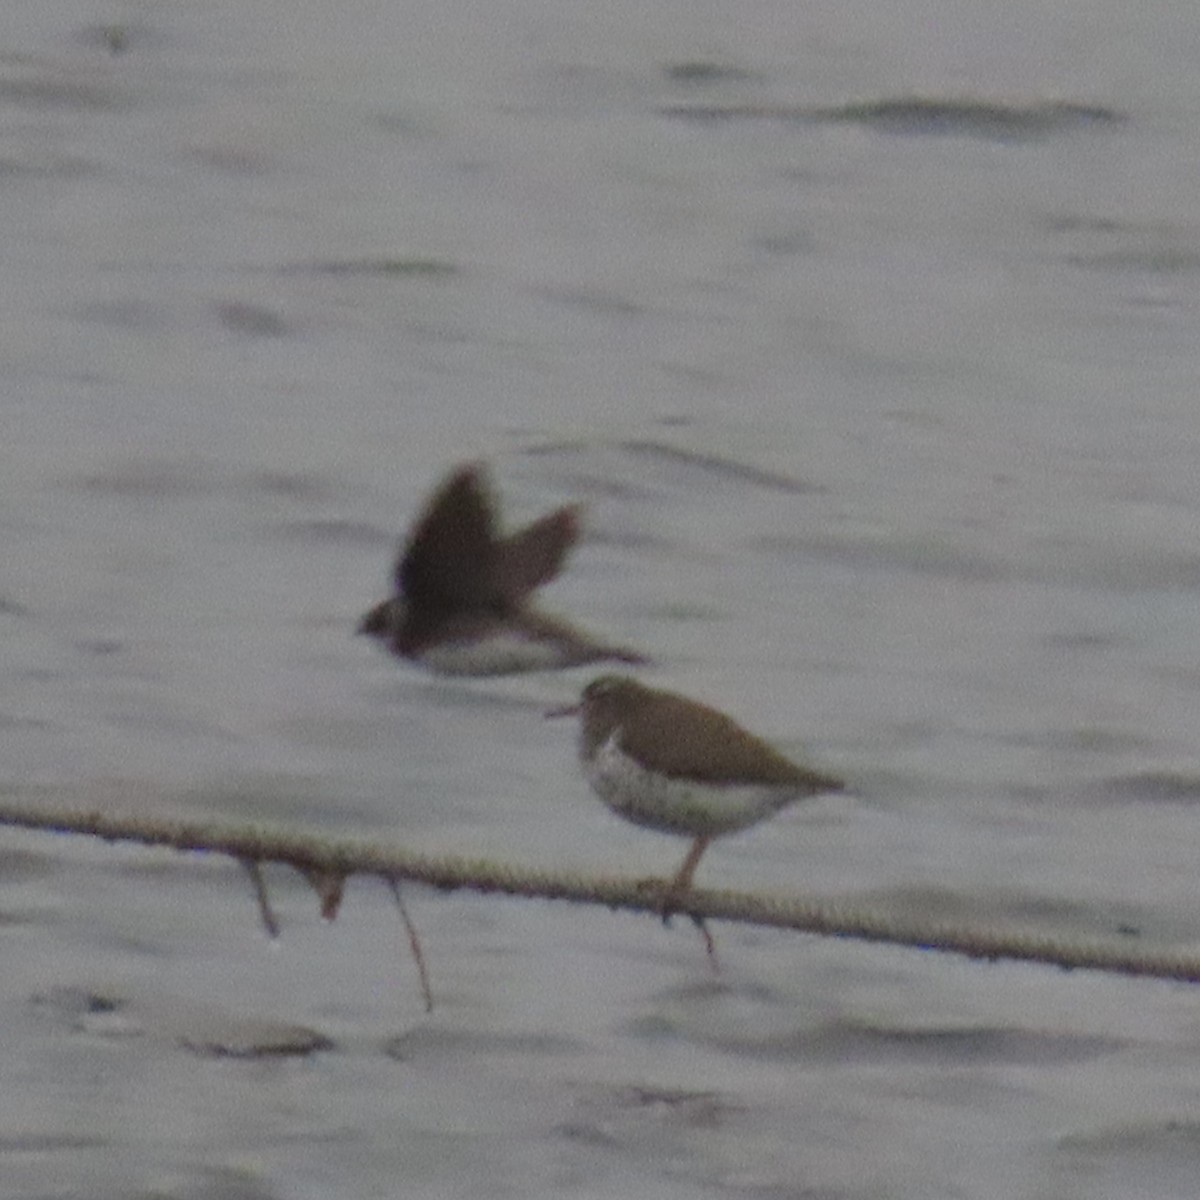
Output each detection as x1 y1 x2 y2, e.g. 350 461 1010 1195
548 675 844 902
359 463 647 676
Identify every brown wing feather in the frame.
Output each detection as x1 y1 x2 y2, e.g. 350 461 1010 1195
492 504 581 602
397 464 502 610
618 689 843 791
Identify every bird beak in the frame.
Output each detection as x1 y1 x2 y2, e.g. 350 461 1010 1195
544 702 580 719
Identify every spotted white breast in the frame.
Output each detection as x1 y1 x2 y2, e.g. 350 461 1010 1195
585 731 805 838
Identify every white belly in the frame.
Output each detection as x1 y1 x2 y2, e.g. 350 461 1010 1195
585 734 801 838
419 631 575 676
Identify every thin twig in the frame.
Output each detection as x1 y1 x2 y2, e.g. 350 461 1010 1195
692 916 720 975
240 858 280 939
385 877 433 1013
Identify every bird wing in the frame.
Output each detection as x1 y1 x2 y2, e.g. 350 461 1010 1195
397 464 501 610
492 504 581 602
619 692 841 790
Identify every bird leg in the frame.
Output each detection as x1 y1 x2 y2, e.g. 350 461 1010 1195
672 835 711 893
658 835 711 923
663 836 720 972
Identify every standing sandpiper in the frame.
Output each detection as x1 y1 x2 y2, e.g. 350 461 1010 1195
548 675 844 902
359 464 647 675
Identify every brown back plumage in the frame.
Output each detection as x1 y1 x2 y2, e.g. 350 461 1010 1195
578 676 844 792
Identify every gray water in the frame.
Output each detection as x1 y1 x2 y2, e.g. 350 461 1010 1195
4 2 1200 1197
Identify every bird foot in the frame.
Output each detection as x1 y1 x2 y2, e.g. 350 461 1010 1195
630 877 692 925
633 879 720 972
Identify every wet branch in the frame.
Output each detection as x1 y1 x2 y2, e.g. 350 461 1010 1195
1 794 1198 987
